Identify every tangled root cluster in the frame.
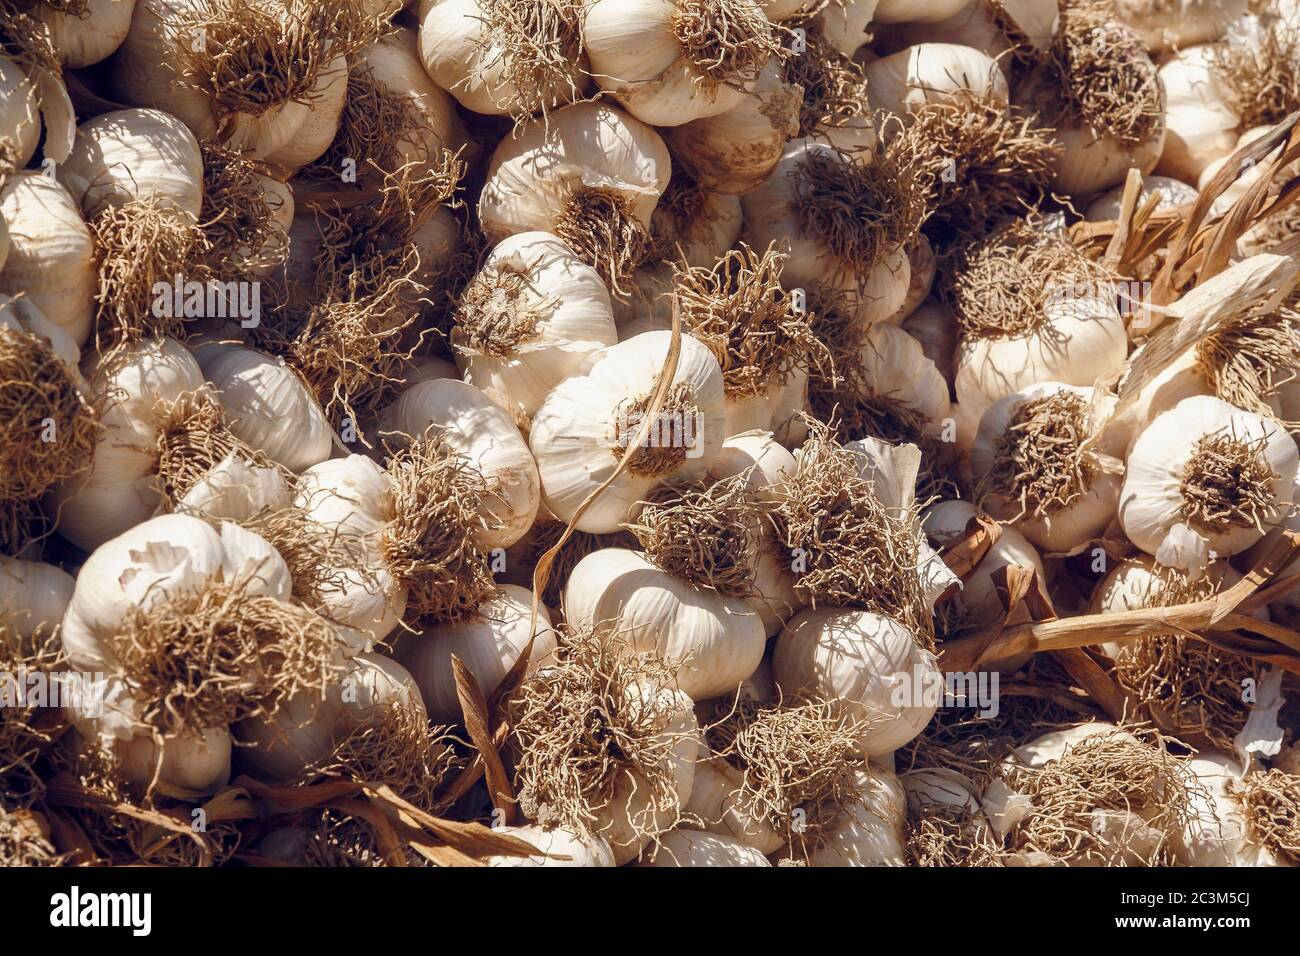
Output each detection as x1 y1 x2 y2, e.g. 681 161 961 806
983 389 1098 521
0 324 96 501
671 243 823 400
555 186 651 297
905 97 1061 244
671 0 786 89
943 216 1117 340
199 143 289 276
770 421 932 642
625 473 768 597
1232 769 1300 864
792 136 931 279
904 786 1004 867
612 382 702 478
175 0 386 120
452 251 553 358
1002 729 1198 865
474 0 585 119
1029 0 1164 146
1194 308 1300 419
1211 0 1300 130
242 504 378 613
91 199 207 350
378 428 495 624
782 20 872 141
1178 429 1280 534
108 576 342 735
300 65 431 186
705 695 863 854
0 628 62 806
508 633 689 845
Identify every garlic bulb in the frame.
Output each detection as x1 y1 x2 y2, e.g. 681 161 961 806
841 322 951 438
49 338 264 550
398 584 556 724
0 556 75 639
378 378 541 548
0 57 39 168
923 499 1045 628
637 829 771 866
878 0 1059 65
864 43 1008 117
564 548 766 700
817 0 878 55
1016 6 1167 196
1154 45 1239 185
194 342 335 473
743 139 925 328
948 218 1128 419
486 825 616 867
1116 0 1246 52
802 766 907 866
902 766 998 865
35 0 137 67
0 172 97 346
664 56 800 195
1119 395 1298 575
479 101 671 292
510 640 700 865
451 231 617 425
530 330 725 533
418 0 588 118
1177 752 1280 865
647 174 743 268
773 607 940 756
970 382 1123 554
110 0 372 172
682 751 784 853
583 0 783 127
1085 174 1198 222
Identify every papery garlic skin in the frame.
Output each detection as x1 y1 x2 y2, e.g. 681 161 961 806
361 26 469 165
0 57 39 168
1176 752 1281 866
923 499 1045 628
564 548 767 701
864 43 1008 117
453 231 617 424
529 330 725 533
873 0 966 24
49 338 211 550
111 0 349 172
878 0 1059 66
398 585 556 724
742 140 912 328
969 382 1122 554
479 100 671 247
803 766 907 866
487 825 616 867
1116 0 1247 53
0 173 97 347
0 557 75 640
195 343 334 472
854 322 952 433
35 0 137 67
116 724 233 794
954 281 1128 423
378 378 541 549
1119 395 1299 573
637 829 772 866
583 0 767 127
1155 45 1240 185
418 0 588 117
665 57 800 195
682 749 784 853
773 607 939 757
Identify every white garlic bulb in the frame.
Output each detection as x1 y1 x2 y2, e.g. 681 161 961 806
486 825 616 867
637 829 772 866
35 0 137 67
773 607 940 757
451 231 617 424
378 378 541 548
873 0 966 25
802 766 907 866
1116 0 1247 53
564 548 767 701
970 382 1123 553
0 172 96 347
1119 395 1298 575
194 343 335 472
864 43 1008 117
398 584 557 724
530 330 725 533
1155 44 1240 185
0 57 39 169
0 556 75 640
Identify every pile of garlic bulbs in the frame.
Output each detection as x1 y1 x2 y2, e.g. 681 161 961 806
2 0 1300 869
